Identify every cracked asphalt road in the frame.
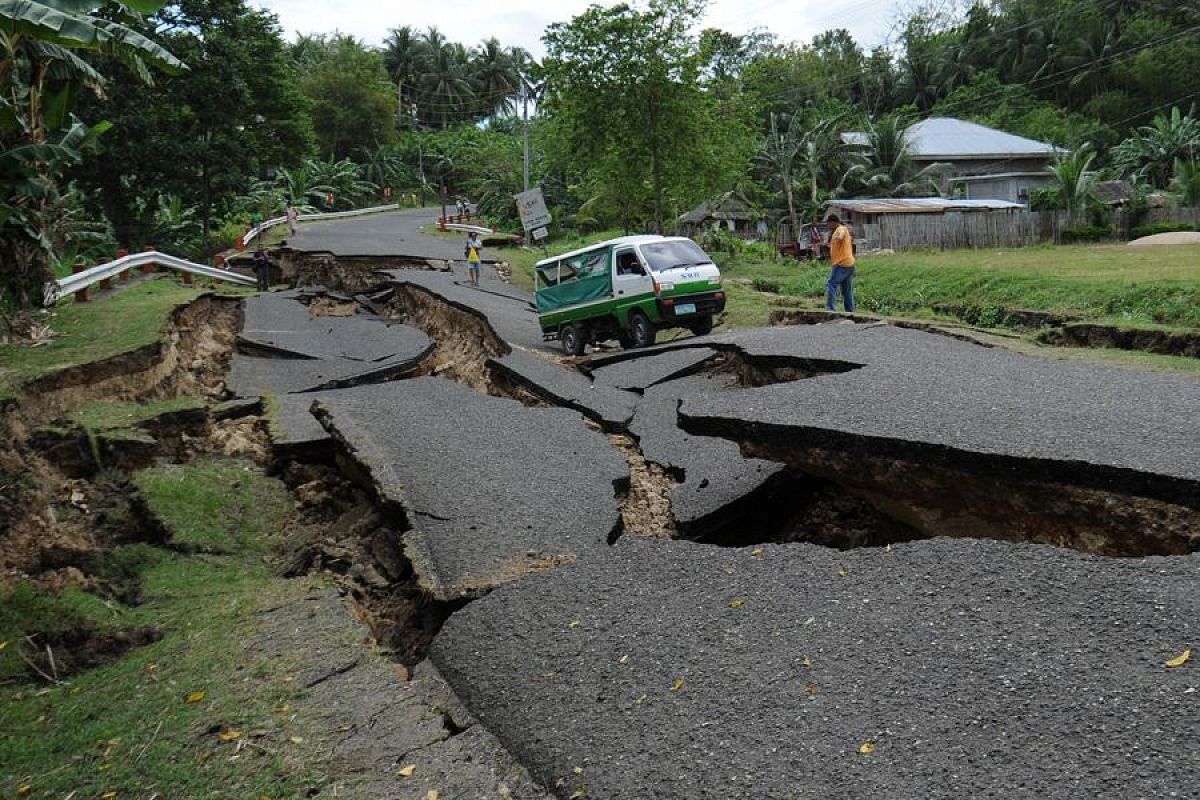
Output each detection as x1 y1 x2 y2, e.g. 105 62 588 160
312 377 627 599
262 207 1200 799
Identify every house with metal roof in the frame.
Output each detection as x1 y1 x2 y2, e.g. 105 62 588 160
842 118 1063 203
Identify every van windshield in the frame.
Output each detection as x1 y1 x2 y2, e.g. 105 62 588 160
640 240 713 273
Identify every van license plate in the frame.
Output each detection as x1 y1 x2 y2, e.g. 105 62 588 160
675 303 696 315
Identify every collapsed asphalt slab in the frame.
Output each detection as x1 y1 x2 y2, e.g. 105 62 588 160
488 349 640 432
678 322 1200 555
587 347 719 392
240 293 433 363
384 269 545 352
229 293 432 400
431 535 1200 799
311 378 628 599
630 376 785 537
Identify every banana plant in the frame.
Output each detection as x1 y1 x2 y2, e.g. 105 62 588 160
0 0 183 307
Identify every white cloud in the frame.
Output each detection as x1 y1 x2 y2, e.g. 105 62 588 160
254 0 900 57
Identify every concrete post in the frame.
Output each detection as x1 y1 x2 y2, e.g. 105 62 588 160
117 248 130 281
142 245 156 274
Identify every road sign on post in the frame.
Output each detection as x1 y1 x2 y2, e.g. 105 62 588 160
514 188 552 233
532 226 549 241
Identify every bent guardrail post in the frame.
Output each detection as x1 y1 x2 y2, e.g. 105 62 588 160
72 260 89 303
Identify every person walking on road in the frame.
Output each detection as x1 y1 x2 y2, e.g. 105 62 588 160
286 205 298 236
465 232 482 287
253 245 271 292
825 214 855 313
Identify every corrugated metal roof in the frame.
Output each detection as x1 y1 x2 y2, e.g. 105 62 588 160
906 118 1059 158
826 198 1026 214
841 118 1061 159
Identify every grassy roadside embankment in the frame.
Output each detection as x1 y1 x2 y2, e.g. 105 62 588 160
497 236 1200 372
0 458 333 798
0 278 255 401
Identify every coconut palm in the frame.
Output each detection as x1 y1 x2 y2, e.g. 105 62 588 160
383 24 425 115
840 115 950 198
755 112 804 241
1049 144 1099 219
471 37 519 117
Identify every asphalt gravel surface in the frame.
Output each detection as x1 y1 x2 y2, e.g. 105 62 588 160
286 208 468 260
432 535 1200 799
489 350 640 431
682 322 1200 497
312 377 628 599
240 293 432 363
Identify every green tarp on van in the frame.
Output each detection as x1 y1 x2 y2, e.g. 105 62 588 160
536 248 612 314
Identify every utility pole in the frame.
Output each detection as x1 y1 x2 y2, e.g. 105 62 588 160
522 81 532 246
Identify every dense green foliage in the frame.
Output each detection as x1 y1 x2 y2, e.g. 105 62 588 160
4 0 1199 312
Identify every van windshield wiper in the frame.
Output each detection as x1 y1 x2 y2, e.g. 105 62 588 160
657 261 709 272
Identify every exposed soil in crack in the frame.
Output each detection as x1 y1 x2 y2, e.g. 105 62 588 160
1039 322 1200 359
608 433 678 539
282 251 447 294
380 283 508 392
707 429 1200 557
689 471 927 549
277 460 468 666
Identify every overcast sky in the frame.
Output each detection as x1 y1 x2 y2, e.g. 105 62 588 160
254 0 906 57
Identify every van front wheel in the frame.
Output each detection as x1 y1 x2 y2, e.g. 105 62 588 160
561 322 587 356
629 312 656 348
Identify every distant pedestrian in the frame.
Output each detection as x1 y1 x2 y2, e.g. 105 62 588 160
465 232 482 287
253 245 271 292
824 214 855 313
286 205 298 236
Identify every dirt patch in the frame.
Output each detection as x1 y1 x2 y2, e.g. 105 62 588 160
1039 322 1200 359
608 433 678 539
381 284 509 392
283 252 444 294
302 295 358 316
15 626 163 682
278 462 466 666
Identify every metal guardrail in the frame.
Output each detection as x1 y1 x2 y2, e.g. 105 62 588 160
45 250 256 307
242 203 404 246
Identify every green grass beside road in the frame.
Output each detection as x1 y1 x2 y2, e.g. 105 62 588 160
0 457 326 799
716 243 1200 330
0 280 204 400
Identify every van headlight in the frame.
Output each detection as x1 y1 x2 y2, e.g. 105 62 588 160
657 281 675 291
708 277 721 286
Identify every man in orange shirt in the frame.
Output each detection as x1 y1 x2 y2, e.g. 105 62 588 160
825 214 855 313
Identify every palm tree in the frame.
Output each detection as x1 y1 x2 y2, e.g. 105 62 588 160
840 115 949 198
756 113 803 241
470 37 519 117
1049 145 1099 219
418 40 474 128
795 116 849 204
382 25 426 123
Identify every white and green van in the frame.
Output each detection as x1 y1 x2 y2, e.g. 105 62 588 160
534 235 725 355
